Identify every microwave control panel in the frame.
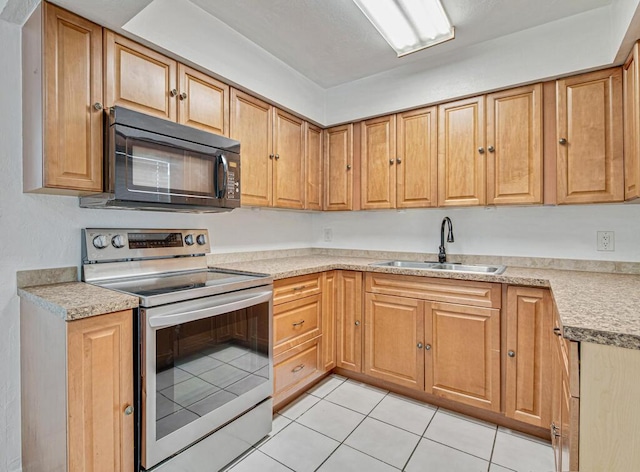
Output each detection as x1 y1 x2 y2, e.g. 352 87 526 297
226 161 240 201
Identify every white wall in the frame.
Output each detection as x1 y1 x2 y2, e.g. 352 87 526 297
312 205 640 262
0 19 313 471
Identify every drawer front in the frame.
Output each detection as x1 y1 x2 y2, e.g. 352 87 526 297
274 336 321 395
365 273 501 308
274 294 321 356
274 273 322 305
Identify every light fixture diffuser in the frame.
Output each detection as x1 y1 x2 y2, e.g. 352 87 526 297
353 0 455 57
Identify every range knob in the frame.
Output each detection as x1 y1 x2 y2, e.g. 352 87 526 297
111 234 126 248
92 235 109 249
196 234 207 245
184 234 194 246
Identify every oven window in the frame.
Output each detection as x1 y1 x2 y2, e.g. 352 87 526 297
127 140 216 196
154 303 270 440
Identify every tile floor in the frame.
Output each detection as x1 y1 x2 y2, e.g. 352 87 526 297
223 374 555 472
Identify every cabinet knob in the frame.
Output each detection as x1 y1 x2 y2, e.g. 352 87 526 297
425 344 431 351
488 146 495 153
553 327 562 337
275 154 280 160
93 102 103 111
124 405 134 416
551 422 561 437
559 138 567 145
478 147 485 154
396 157 402 164
346 164 352 170
170 89 178 97
269 154 274 160
389 159 395 165
179 92 188 100
354 320 360 326
508 350 516 358
417 342 423 349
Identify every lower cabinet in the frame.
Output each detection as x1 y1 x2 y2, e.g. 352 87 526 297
336 271 363 372
21 301 133 472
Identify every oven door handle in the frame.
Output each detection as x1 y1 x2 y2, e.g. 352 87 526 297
147 290 272 328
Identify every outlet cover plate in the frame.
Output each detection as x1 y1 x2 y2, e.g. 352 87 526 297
597 231 615 251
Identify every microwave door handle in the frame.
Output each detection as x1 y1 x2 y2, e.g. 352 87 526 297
148 290 272 329
216 154 229 199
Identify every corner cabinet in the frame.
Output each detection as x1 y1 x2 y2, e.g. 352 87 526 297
23 2 104 194
555 68 624 204
21 303 133 472
325 124 357 211
305 123 323 210
336 271 363 372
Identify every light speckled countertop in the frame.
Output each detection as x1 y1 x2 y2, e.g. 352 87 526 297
18 282 139 321
210 255 640 350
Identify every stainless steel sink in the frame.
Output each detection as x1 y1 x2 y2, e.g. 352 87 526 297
370 260 506 275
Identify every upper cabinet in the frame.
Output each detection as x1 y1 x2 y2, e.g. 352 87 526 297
555 68 624 204
361 115 397 209
305 123 323 210
438 96 486 207
624 43 640 201
230 89 305 209
325 124 357 211
23 2 104 193
486 84 543 205
104 32 229 135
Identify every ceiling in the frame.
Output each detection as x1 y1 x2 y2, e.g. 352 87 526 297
5 0 614 88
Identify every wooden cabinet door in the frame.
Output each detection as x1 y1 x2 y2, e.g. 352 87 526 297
624 43 640 201
177 64 229 136
273 109 305 209
322 271 337 371
336 271 363 372
486 84 543 205
104 32 177 121
505 286 552 428
305 123 323 210
325 124 354 210
230 89 273 206
425 302 500 411
361 115 396 209
364 293 424 390
396 107 438 208
67 310 133 472
556 68 623 203
43 3 103 192
438 97 486 206
551 330 563 472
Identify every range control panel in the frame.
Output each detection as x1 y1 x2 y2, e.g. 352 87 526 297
83 228 211 263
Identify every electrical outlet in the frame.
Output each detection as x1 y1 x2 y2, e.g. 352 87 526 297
323 228 333 242
597 231 615 251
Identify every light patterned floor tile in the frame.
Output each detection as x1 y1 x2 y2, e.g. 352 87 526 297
489 463 516 472
297 399 365 441
228 449 292 472
491 430 555 472
369 393 436 435
306 375 346 398
317 445 399 472
405 438 489 472
277 393 321 420
424 409 496 460
324 380 386 415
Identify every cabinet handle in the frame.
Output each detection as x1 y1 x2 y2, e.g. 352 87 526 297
478 147 485 154
292 320 305 327
170 89 178 97
269 154 274 160
559 138 567 145
425 344 431 350
417 342 423 349
389 159 395 165
396 157 402 164
346 164 352 170
93 102 103 111
275 154 280 160
553 327 562 337
508 350 516 358
551 422 561 437
179 92 188 100
291 364 305 373
124 405 134 416
488 146 495 153
292 285 307 291
354 320 360 326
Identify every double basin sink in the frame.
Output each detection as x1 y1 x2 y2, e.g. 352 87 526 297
371 260 506 275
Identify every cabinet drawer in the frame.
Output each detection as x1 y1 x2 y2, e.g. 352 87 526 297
365 273 501 308
274 273 322 305
274 336 321 396
274 294 321 356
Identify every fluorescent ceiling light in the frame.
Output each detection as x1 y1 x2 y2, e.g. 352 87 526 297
353 0 455 57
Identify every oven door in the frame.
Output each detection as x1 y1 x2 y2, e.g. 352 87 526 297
112 125 240 209
141 286 272 469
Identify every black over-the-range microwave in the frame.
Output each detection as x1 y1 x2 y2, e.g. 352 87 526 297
80 106 241 213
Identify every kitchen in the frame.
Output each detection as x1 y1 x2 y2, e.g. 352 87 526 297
3 0 640 471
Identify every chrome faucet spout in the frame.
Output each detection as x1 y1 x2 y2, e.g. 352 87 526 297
439 217 454 263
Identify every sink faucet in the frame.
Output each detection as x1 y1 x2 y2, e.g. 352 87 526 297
439 217 454 263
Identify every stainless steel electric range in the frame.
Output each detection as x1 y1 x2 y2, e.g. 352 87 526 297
82 228 273 471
